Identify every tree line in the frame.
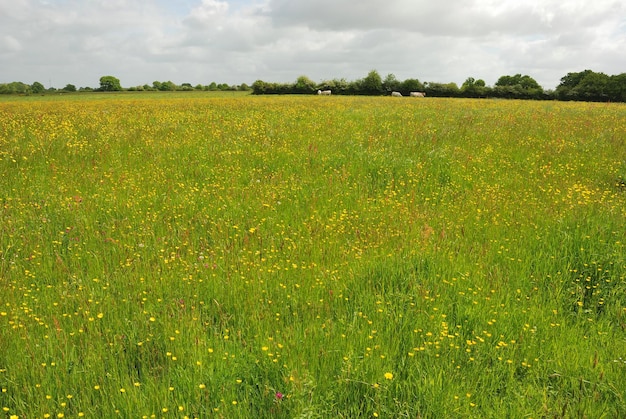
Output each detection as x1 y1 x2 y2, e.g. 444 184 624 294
251 69 626 102
0 76 250 95
2 70 626 102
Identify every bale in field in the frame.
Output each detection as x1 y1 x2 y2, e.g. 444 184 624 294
391 91 403 97
410 92 426 97
317 89 332 95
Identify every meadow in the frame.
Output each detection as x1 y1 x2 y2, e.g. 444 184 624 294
0 93 625 418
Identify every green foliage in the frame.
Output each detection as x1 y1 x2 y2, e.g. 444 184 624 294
360 70 384 95
382 73 401 94
461 77 488 97
294 75 316 94
425 82 460 97
400 78 424 93
0 81 31 94
495 74 541 90
31 81 46 94
98 75 122 91
555 70 621 102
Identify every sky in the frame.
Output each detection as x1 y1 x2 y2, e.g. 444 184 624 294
1 0 625 90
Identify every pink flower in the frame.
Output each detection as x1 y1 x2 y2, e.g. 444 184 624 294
275 392 284 400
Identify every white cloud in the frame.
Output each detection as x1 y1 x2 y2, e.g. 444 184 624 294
0 0 624 89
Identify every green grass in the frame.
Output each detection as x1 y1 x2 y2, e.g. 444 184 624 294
0 94 625 418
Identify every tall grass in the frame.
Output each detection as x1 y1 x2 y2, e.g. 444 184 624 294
1 95 625 418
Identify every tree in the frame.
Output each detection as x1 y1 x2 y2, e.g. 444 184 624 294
31 81 45 94
160 81 177 91
400 78 424 93
425 82 459 97
607 73 626 102
576 72 610 101
99 75 122 91
382 73 401 94
495 74 541 90
360 70 383 95
319 78 350 95
63 84 77 92
495 74 542 99
0 82 30 94
555 70 594 100
461 77 487 97
294 75 316 94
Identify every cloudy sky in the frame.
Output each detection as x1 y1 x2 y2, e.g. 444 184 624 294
1 0 625 90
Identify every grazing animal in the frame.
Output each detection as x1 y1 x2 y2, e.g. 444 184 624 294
410 92 426 97
317 90 332 95
391 91 403 97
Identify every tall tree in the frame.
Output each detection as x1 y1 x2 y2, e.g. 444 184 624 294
576 71 610 101
555 70 594 100
31 81 45 94
99 75 122 91
607 73 626 102
294 75 316 94
383 73 401 94
360 70 383 95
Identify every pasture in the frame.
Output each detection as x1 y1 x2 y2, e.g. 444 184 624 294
0 93 625 418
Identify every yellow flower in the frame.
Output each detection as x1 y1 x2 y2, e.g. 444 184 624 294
384 372 393 380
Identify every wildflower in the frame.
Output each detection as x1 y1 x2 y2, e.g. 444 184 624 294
384 372 393 380
275 392 284 400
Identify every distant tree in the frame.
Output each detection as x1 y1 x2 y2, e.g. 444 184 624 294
425 82 459 97
294 75 316 94
318 78 350 95
360 70 383 95
495 74 542 99
400 78 424 93
555 70 594 100
252 80 267 94
557 70 594 89
0 82 30 94
63 84 77 92
31 81 45 94
152 81 162 90
238 83 250 91
99 75 122 91
160 81 177 91
607 73 626 102
576 71 610 101
461 77 487 97
382 73 401 94
495 74 541 90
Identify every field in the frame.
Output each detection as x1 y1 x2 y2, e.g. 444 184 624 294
1 93 625 418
